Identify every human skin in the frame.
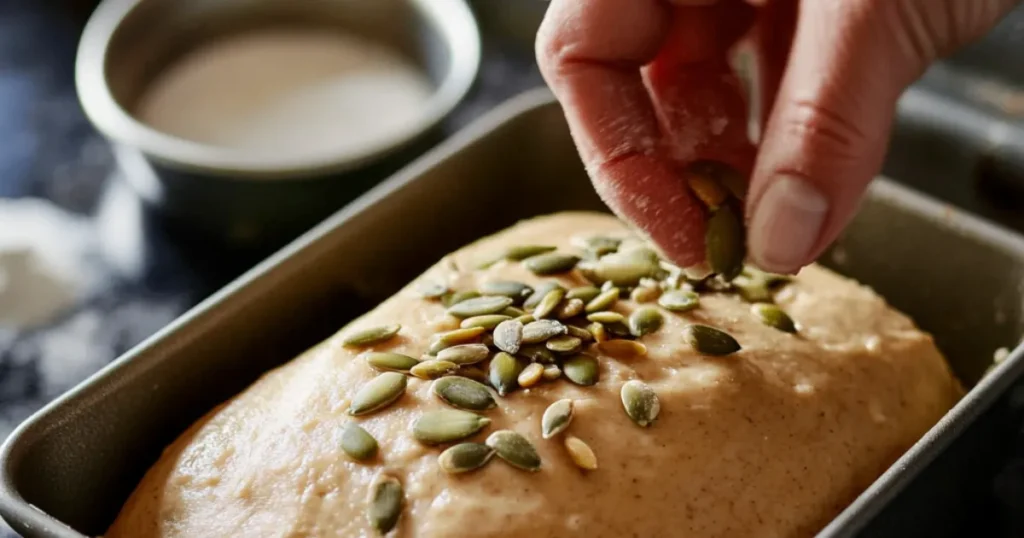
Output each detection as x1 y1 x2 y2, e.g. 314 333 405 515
536 0 1020 274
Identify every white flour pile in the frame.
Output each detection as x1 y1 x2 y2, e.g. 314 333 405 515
135 29 434 158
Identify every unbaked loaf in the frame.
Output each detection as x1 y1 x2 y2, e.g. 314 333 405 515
106 212 961 538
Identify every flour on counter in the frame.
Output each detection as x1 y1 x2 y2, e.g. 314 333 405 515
134 29 434 158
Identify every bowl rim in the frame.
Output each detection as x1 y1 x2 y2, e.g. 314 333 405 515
75 0 482 179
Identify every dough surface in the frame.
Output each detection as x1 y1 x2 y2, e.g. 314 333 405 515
107 212 962 538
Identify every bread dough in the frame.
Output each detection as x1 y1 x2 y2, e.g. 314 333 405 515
106 212 961 538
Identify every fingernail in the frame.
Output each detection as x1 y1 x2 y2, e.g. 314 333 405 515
748 175 828 272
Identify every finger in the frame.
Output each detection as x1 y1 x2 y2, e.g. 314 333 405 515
749 0 797 128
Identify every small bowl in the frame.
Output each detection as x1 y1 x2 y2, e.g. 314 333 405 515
76 0 480 247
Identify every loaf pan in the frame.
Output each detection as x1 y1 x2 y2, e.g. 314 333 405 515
2 89 1024 537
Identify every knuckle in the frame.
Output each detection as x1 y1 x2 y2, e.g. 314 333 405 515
781 99 872 162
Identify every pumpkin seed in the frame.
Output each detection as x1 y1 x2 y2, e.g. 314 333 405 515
517 363 545 388
573 235 622 256
417 281 449 300
523 252 580 275
437 343 490 365
687 167 730 208
629 307 664 337
348 372 407 415
541 399 574 439
604 321 632 338
683 324 742 355
480 280 532 301
621 380 660 427
447 296 514 318
658 290 700 312
566 286 601 303
521 319 567 344
489 352 525 396
546 335 582 354
705 204 746 281
563 354 599 386
587 311 625 324
585 288 619 313
515 314 536 325
542 364 562 381
413 409 491 445
564 436 598 471
689 159 747 200
751 303 797 333
410 360 460 380
503 306 527 317
486 430 541 472
367 474 403 534
505 244 557 261
733 276 773 303
432 376 496 411
523 282 564 309
444 290 481 308
587 322 609 343
598 339 647 359
438 443 495 474
434 327 487 349
363 351 420 373
578 255 659 287
460 314 512 330
518 344 557 364
459 365 489 384
630 285 661 303
342 324 402 347
555 298 585 320
493 319 524 355
340 421 378 461
566 325 594 342
533 288 567 319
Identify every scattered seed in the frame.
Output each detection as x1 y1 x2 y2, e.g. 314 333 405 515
438 443 495 474
587 322 608 343
447 296 514 318
598 339 647 359
489 352 524 396
459 365 489 384
413 409 491 445
340 421 378 461
417 281 449 300
546 335 583 354
444 290 481 308
587 311 626 324
518 363 545 388
563 354 599 386
585 288 619 313
533 288 567 319
505 245 557 261
522 319 567 344
604 321 632 338
518 344 557 364
705 204 746 281
564 436 598 471
579 254 659 287
524 252 580 275
433 376 496 411
541 399 574 439
363 351 420 373
437 343 490 365
566 325 594 342
367 474 403 534
566 286 601 303
493 319 524 355
515 314 536 325
733 276 773 303
349 372 407 415
573 235 622 256
751 303 797 333
502 306 527 317
486 430 541 472
480 280 532 301
523 282 564 310
683 324 742 356
460 315 512 330
629 307 664 337
621 380 660 427
555 298 585 320
342 324 402 347
658 290 700 312
435 327 487 348
542 364 562 381
410 360 460 380
630 285 661 303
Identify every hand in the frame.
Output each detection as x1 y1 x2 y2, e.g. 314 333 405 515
537 0 1019 274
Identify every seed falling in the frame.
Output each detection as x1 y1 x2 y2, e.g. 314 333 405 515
587 311 626 324
585 288 619 313
417 281 449 300
363 352 420 373
367 474 403 535
413 409 491 445
438 443 495 474
432 376 497 411
597 339 647 359
555 298 585 320
342 324 402 347
489 352 524 396
523 282 564 310
542 364 562 381
562 354 599 386
493 319 524 355
447 296 514 318
541 399 574 439
683 324 742 356
460 314 513 330
621 380 660 427
567 286 601 303
522 319 568 344
705 204 746 281
486 430 541 472
340 421 379 461
518 363 545 388
546 335 583 354
629 307 664 337
533 288 567 319
410 360 460 380
524 252 580 275
505 244 557 261
564 436 598 471
658 290 700 312
437 343 490 365
480 280 532 300
751 303 797 333
348 372 407 416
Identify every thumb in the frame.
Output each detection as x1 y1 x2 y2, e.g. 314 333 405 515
746 0 1019 273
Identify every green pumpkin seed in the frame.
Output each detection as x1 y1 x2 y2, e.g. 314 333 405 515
438 443 495 474
621 380 660 427
555 298 586 320
505 244 557 261
563 354 599 386
489 352 525 396
688 159 747 200
751 303 797 333
518 344 556 364
521 319 567 344
705 204 746 281
683 324 742 355
413 409 491 445
417 281 449 300
541 399 574 439
410 360 460 380
733 276 773 303
480 280 532 301
658 290 700 312
566 325 594 342
460 314 512 330
587 322 608 343
447 296 514 318
459 365 489 384
502 306 527 317
578 255 659 287
437 343 490 365
573 235 622 256
686 165 731 208
542 364 562 381
515 314 536 325
585 288 619 313
433 327 487 351
349 372 407 416
517 362 545 388
564 435 598 471
630 285 661 303
432 376 496 411
597 339 647 359
340 421 378 461
546 335 583 354
367 474 403 534
342 324 402 347
523 282 564 310
486 430 541 472
629 307 664 337
523 252 580 275
566 286 602 303
587 311 626 324
604 320 632 338
444 290 481 308
533 288 567 319
493 319 524 355
363 351 420 373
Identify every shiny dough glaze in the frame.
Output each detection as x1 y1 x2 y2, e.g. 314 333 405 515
106 212 962 538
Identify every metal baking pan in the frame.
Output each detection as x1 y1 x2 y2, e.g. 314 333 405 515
3 89 1024 537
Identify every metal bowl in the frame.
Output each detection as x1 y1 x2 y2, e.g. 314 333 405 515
76 0 480 246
